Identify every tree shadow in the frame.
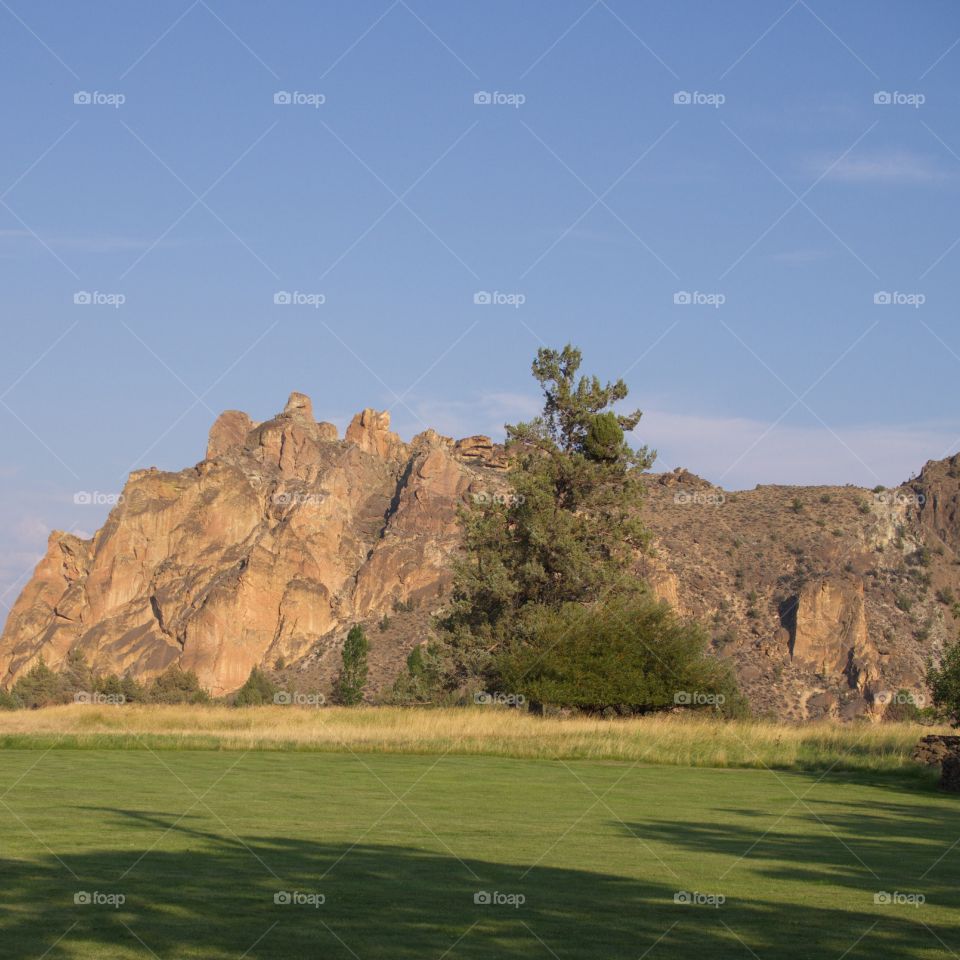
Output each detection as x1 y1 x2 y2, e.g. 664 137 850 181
1 803 958 959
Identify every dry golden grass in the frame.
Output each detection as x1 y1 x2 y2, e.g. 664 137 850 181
0 704 945 772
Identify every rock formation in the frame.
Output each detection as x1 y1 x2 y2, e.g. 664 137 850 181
0 394 507 696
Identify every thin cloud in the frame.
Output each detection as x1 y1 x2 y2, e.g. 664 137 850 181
636 408 959 489
814 150 947 184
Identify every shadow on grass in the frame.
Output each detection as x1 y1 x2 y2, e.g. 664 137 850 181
1 803 959 959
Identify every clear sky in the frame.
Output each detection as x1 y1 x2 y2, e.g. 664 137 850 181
1 0 959 613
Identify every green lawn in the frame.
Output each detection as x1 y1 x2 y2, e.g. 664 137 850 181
0 750 958 959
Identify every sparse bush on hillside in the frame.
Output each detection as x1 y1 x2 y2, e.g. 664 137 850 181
234 668 277 706
146 666 210 705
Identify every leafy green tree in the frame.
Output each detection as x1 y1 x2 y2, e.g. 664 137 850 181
496 596 743 715
234 667 277 706
10 657 64 708
391 643 443 704
146 666 210 705
433 344 654 690
336 625 370 706
927 640 960 726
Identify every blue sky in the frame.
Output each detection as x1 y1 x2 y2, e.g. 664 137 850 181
1 0 959 611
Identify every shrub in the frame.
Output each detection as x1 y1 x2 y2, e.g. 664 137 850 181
10 658 64 708
936 587 956 607
146 666 210 705
496 596 745 716
234 668 277 706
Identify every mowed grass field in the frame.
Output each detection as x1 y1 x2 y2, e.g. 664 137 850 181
0 711 959 958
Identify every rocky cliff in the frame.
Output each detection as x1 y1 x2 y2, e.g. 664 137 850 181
2 395 959 720
0 394 507 696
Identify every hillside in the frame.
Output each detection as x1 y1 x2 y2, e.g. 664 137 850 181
2 393 958 720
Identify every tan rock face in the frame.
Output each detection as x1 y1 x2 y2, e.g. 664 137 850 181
0 396 498 696
346 408 406 461
788 578 880 690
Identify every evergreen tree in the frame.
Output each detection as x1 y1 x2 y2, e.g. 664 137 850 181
146 666 210 705
336 625 370 706
435 344 654 689
10 657 64 708
234 667 277 706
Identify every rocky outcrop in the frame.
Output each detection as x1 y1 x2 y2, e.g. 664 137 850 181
0 394 504 697
913 735 960 766
914 736 960 792
786 578 880 690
